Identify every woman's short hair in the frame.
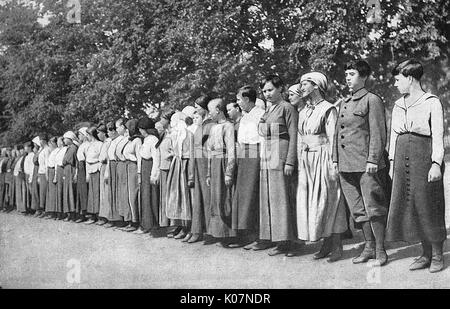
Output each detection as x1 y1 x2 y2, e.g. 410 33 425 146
345 60 372 78
238 85 257 103
260 74 284 89
392 59 423 80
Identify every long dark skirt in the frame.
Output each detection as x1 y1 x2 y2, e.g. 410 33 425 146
31 166 40 210
46 168 57 212
15 175 26 212
166 158 192 221
191 158 211 234
76 161 88 214
4 172 13 208
108 161 121 221
87 171 100 214
386 133 447 243
116 161 130 221
208 157 236 238
63 165 76 213
0 174 5 210
159 169 170 227
24 175 32 211
140 158 159 230
232 145 260 231
56 166 64 213
98 164 109 219
126 161 139 223
38 174 48 211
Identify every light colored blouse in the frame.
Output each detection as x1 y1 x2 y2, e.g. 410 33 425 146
99 138 112 164
38 146 51 174
24 153 35 176
389 93 444 165
47 148 59 168
13 156 24 176
207 121 236 178
76 141 90 161
123 137 142 173
85 140 103 174
139 135 160 181
115 136 129 161
55 147 68 167
107 135 123 161
238 106 265 145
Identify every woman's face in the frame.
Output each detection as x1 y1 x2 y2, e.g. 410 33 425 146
345 69 365 93
193 113 203 126
116 121 126 135
288 90 302 107
262 81 283 104
63 138 72 146
300 80 317 99
155 121 164 135
98 131 106 141
139 128 147 136
57 138 64 147
394 74 411 94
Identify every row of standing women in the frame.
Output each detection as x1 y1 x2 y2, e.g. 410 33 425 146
0 58 446 273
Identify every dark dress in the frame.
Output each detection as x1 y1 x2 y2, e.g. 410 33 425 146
30 154 40 210
76 160 88 214
46 167 57 212
63 144 78 213
140 158 160 230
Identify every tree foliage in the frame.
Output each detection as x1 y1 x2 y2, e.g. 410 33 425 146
0 0 448 145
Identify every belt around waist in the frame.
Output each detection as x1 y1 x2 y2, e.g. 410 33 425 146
126 160 137 163
48 167 55 170
299 134 329 151
397 131 431 139
142 158 154 162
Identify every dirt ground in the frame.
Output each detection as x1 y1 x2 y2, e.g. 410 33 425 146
0 171 449 289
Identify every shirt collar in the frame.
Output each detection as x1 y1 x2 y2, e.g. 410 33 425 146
351 88 369 101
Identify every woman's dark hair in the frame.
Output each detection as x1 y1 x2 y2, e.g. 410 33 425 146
391 59 423 80
194 95 213 110
24 142 32 149
49 136 58 145
97 123 107 134
116 117 128 127
106 121 116 131
345 60 372 78
126 119 141 141
87 126 100 141
260 74 284 89
161 110 176 122
239 85 257 103
39 133 49 143
185 116 193 126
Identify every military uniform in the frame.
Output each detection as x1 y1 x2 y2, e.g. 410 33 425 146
332 88 388 225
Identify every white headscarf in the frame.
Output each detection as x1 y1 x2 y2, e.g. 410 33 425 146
32 136 41 147
170 112 188 156
300 72 328 94
288 84 301 97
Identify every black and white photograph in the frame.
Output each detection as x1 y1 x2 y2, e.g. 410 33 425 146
0 0 449 291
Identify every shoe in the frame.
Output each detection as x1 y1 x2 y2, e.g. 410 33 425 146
33 212 40 217
167 227 182 238
409 256 431 271
63 217 70 222
75 218 85 223
254 242 277 251
84 219 96 225
174 229 187 239
125 225 138 232
38 212 46 218
104 222 114 228
243 241 258 250
374 249 388 266
227 240 248 249
429 255 444 273
327 244 343 263
181 232 193 242
352 246 376 264
268 244 290 256
187 234 203 244
96 220 107 226
133 228 148 235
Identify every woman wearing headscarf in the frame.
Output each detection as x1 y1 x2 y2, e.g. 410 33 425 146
258 74 298 256
84 126 103 224
54 137 67 220
62 131 79 221
74 127 90 222
156 111 176 235
166 111 195 241
295 72 348 261
96 124 112 226
30 137 41 216
43 137 58 219
121 119 142 232
23 141 35 213
114 118 130 230
37 134 51 218
288 83 304 112
136 116 160 234
386 59 447 273
15 145 28 214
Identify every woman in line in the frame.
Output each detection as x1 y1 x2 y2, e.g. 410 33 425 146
30 138 41 216
37 135 51 218
96 124 112 226
386 59 447 273
258 74 299 256
114 118 130 230
43 137 58 219
295 72 348 261
166 112 195 241
288 83 304 112
14 145 27 214
54 137 67 220
155 111 176 236
136 117 160 235
121 119 142 232
74 127 90 223
62 131 79 221
85 126 103 224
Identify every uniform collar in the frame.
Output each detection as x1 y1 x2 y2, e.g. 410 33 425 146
350 88 368 101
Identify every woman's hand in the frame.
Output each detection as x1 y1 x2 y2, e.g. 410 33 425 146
284 164 294 177
137 173 141 185
428 164 442 182
206 177 211 187
224 175 232 187
366 162 378 174
86 173 90 183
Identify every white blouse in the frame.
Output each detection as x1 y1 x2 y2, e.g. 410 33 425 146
389 93 444 165
55 147 68 167
139 135 160 181
85 140 103 174
237 106 265 145
38 146 51 174
76 141 90 161
47 148 60 168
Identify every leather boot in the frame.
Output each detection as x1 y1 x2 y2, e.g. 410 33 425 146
410 241 431 271
313 237 333 260
352 241 376 264
327 234 343 263
429 241 444 273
